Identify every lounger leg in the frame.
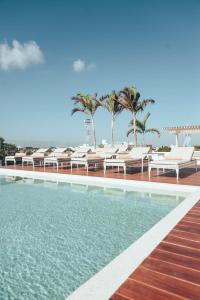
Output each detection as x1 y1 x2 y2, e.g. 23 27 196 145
141 158 144 172
148 167 151 178
157 168 159 175
176 169 179 181
124 165 126 175
104 163 106 174
86 164 88 173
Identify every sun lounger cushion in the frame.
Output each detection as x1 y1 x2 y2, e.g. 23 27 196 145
86 154 102 159
32 153 45 158
150 159 190 165
165 147 194 161
105 158 140 163
5 156 15 159
15 153 26 158
116 154 132 159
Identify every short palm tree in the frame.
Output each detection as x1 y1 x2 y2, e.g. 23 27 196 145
119 86 155 146
127 112 160 145
71 93 103 148
99 91 124 147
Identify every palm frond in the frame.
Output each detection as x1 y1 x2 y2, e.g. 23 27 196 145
127 128 142 137
143 112 151 123
71 108 85 115
145 128 160 137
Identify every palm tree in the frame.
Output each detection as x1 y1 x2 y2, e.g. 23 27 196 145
99 91 124 147
71 93 103 148
119 86 155 146
127 112 160 145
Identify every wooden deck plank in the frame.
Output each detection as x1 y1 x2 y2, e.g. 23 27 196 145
130 267 200 299
141 257 200 285
170 229 200 242
111 279 187 300
163 234 200 249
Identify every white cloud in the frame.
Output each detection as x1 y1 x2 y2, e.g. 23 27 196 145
0 40 44 71
73 59 96 73
73 59 86 72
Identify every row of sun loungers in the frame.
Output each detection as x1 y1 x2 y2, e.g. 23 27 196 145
5 146 197 180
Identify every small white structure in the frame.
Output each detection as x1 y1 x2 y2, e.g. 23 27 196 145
164 125 200 147
84 119 93 146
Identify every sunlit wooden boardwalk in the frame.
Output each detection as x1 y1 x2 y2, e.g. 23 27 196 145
1 163 200 185
1 164 200 299
110 200 200 300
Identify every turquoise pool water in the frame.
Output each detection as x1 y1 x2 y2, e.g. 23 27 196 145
0 176 185 299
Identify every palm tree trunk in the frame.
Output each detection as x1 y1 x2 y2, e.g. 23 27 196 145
133 113 137 147
111 114 115 147
91 116 96 149
142 133 145 146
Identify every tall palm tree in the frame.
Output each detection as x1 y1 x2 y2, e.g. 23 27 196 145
127 112 160 145
99 91 124 147
71 93 103 148
119 86 155 146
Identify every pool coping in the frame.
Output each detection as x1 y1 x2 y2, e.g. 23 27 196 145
0 168 199 300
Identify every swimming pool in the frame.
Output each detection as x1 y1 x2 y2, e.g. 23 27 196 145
0 175 187 299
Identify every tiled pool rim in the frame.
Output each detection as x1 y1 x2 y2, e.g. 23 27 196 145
0 168 200 300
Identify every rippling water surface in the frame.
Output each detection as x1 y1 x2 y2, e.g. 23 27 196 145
0 176 185 299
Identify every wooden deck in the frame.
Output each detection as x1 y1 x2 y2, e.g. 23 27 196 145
1 164 200 299
1 163 200 186
110 200 200 300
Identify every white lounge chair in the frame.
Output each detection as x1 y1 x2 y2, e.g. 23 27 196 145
22 148 49 168
5 152 26 166
71 147 101 172
148 147 196 181
71 153 105 172
70 147 119 172
104 147 150 174
44 148 70 170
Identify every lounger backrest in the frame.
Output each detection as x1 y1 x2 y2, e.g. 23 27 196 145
54 148 67 153
117 145 128 153
96 147 118 158
71 147 91 158
130 147 150 158
165 147 194 161
35 148 49 154
15 152 26 158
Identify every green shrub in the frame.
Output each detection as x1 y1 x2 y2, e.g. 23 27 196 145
0 137 17 163
194 145 200 151
157 146 171 152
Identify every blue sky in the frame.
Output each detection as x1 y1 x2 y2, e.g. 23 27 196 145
0 0 200 147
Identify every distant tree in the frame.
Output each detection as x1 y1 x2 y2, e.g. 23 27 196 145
127 112 160 145
0 137 17 163
119 86 155 146
98 91 124 147
71 93 104 148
